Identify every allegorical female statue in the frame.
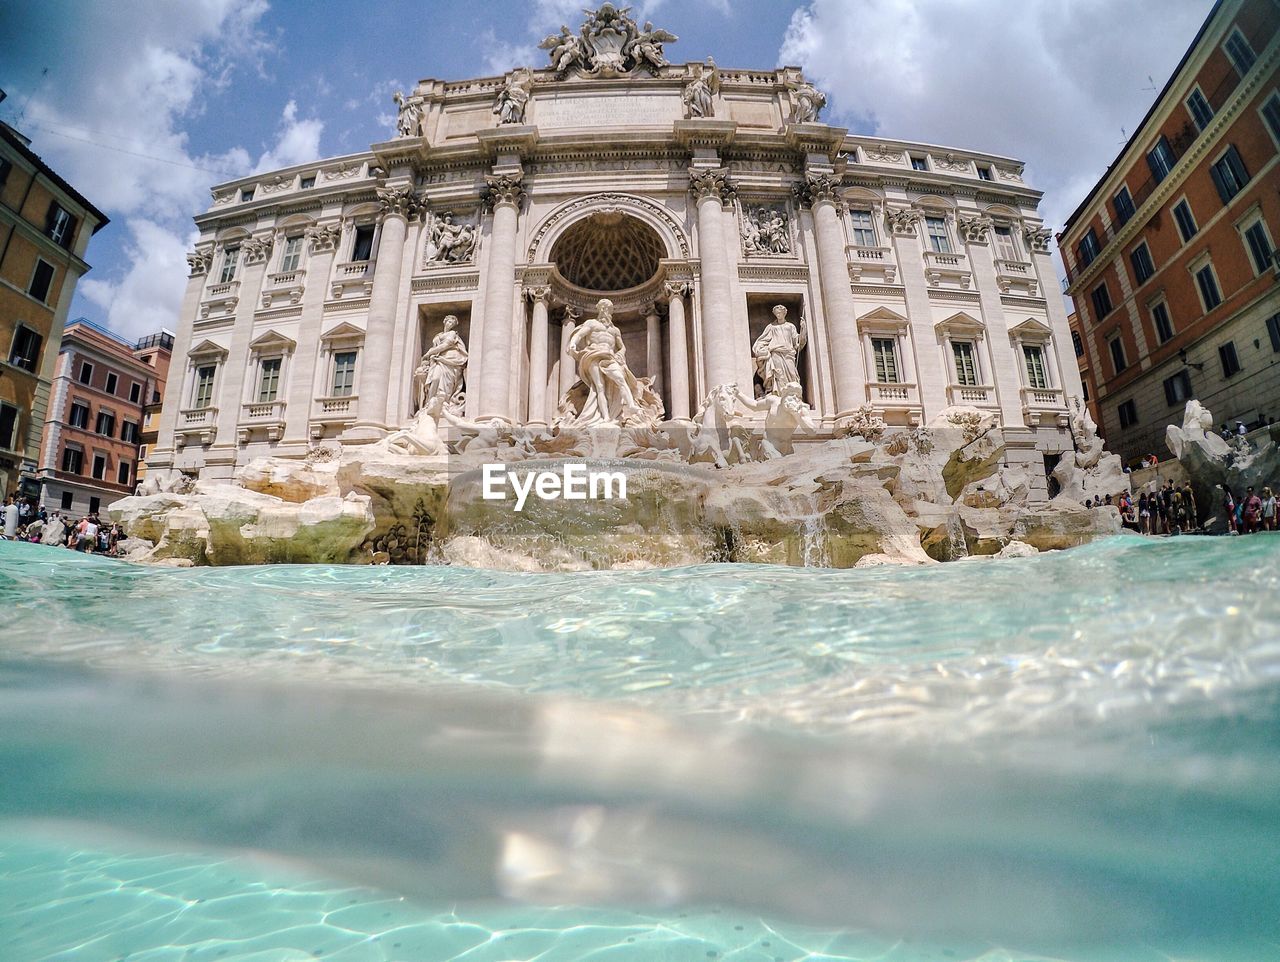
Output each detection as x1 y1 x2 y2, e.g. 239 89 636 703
562 298 663 427
751 304 806 396
413 315 468 412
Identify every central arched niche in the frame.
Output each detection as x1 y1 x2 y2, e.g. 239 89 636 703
549 211 665 292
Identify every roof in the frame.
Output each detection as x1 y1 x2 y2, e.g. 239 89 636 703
0 121 110 233
1061 0 1224 234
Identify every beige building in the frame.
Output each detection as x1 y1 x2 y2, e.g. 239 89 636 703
149 14 1082 498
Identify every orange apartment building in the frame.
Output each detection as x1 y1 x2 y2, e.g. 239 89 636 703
1 117 108 500
36 319 170 516
1059 0 1280 465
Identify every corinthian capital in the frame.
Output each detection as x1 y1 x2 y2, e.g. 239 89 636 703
793 173 843 209
524 285 551 304
306 222 343 253
662 279 690 300
688 167 735 204
884 206 923 236
186 248 213 276
377 185 423 220
483 173 526 209
1023 225 1052 253
242 234 275 265
957 214 994 245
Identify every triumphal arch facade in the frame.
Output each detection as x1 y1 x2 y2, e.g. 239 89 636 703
150 5 1081 495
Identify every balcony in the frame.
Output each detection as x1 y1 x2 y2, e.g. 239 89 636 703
846 245 897 284
994 258 1038 296
199 280 239 320
309 395 358 439
923 250 971 289
865 381 921 423
175 406 217 447
1020 386 1067 426
238 399 286 443
946 384 998 407
261 269 306 308
331 261 374 299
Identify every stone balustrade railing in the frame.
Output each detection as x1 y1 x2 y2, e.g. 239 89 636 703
947 384 995 405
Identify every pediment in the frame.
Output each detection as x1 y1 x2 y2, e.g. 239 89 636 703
248 329 297 354
1008 317 1053 340
188 339 228 360
319 321 365 343
857 306 909 331
935 311 985 335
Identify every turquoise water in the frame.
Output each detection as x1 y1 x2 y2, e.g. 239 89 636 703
2 536 1279 961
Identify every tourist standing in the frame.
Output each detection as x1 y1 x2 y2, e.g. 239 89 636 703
1181 483 1197 529
1242 486 1262 534
1138 493 1151 534
1262 487 1278 531
1222 486 1237 534
1170 491 1188 535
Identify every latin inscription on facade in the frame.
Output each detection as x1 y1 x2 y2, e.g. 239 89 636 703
535 93 682 129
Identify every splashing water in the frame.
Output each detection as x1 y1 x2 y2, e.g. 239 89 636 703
1 535 1279 961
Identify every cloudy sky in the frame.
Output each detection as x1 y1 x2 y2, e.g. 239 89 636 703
3 0 1212 341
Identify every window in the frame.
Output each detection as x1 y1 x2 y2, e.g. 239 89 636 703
61 447 83 474
9 324 43 372
870 337 899 383
1173 199 1197 242
193 365 216 409
1152 301 1174 343
139 444 149 461
331 351 357 397
1186 88 1214 131
1209 145 1250 204
129 382 141 404
848 210 877 247
951 341 978 386
95 411 115 436
910 155 927 171
0 402 16 450
1072 330 1083 357
46 202 77 249
351 225 376 261
121 420 139 444
117 461 131 486
1023 345 1049 389
1109 336 1128 374
925 216 951 254
240 187 254 202
993 225 1018 261
1118 399 1138 428
1268 313 1280 353
1077 228 1101 268
1195 263 1222 311
1224 27 1256 76
89 496 100 515
69 402 89 429
1263 92 1280 146
1113 186 1135 226
1081 376 1090 402
219 245 240 284
1090 282 1114 319
79 362 94 385
1242 219 1273 275
92 453 107 480
28 259 55 302
300 175 316 189
1219 341 1241 377
257 357 282 402
977 166 993 181
1164 370 1193 407
1147 136 1176 183
105 372 118 395
60 491 73 511
1130 242 1155 285
280 235 303 273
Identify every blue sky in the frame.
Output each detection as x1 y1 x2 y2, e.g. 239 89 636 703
3 0 1213 341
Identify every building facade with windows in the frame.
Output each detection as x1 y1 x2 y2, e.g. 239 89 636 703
0 120 108 500
149 34 1082 499
131 330 174 489
36 320 167 515
1060 0 1280 464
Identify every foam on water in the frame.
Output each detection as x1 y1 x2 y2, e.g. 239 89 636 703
2 536 1279 961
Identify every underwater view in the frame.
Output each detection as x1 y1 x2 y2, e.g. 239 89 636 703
2 535 1279 961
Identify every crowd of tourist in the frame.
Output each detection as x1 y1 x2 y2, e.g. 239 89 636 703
1082 480 1277 536
1 495 128 555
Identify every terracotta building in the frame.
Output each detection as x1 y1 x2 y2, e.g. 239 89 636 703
132 330 174 488
37 319 167 515
1059 0 1280 465
0 118 108 500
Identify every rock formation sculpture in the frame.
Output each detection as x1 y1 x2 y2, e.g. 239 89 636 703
1050 397 1129 503
1165 399 1280 530
731 381 817 459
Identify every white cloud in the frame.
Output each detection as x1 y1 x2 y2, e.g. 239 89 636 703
254 100 324 173
78 220 194 340
778 0 1213 232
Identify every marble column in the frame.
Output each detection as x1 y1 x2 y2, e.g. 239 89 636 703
805 174 866 417
353 186 418 434
644 303 662 393
689 168 737 391
664 281 690 420
476 173 524 421
559 309 578 398
526 286 551 427
284 222 341 443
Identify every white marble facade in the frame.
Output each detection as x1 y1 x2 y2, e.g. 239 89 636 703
151 13 1081 497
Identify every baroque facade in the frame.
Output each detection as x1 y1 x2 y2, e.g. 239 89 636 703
151 9 1081 498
